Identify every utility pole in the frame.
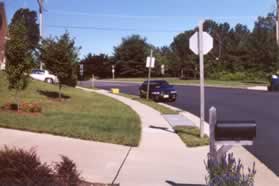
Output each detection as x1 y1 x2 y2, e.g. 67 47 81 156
198 21 205 138
37 0 44 70
146 49 153 100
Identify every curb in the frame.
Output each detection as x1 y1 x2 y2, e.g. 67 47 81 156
159 103 279 185
158 103 210 137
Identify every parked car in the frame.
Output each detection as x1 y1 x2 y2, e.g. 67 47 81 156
139 80 177 102
268 75 279 91
30 69 58 84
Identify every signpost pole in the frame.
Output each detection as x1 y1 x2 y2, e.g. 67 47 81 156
198 21 205 138
91 74 95 89
112 65 115 80
146 49 153 100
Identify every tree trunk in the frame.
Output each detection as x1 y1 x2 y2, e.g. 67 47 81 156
59 83 62 101
180 69 184 79
15 89 19 112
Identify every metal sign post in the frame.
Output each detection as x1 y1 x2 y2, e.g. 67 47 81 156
80 64 84 80
190 21 213 138
91 74 95 89
161 64 165 76
146 49 155 100
198 21 205 138
112 65 115 80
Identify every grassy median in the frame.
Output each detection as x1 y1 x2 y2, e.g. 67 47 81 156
104 78 267 88
119 93 178 115
174 126 209 147
0 72 141 146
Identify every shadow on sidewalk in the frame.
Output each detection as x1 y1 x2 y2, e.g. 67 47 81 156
166 180 205 186
149 125 174 133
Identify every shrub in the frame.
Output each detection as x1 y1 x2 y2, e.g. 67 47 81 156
55 156 81 186
1 102 18 111
1 102 42 113
0 147 81 186
205 153 256 186
0 147 58 186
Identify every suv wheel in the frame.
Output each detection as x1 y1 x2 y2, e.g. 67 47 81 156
45 78 54 84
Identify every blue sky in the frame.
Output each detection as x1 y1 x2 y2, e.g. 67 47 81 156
4 0 276 57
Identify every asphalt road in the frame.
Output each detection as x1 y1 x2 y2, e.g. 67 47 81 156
80 80 279 176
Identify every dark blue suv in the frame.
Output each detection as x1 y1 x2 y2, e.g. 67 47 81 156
139 80 177 102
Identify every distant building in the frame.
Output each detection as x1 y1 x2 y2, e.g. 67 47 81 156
0 2 7 70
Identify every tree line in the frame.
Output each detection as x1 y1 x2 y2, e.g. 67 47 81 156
81 13 279 81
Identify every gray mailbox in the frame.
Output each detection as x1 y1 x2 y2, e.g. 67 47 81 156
209 107 257 162
215 121 256 141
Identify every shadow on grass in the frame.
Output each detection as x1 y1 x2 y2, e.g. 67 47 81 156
242 80 267 85
37 90 71 99
166 180 205 186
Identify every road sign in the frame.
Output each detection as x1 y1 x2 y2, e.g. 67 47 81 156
146 57 155 68
190 31 213 55
161 64 165 75
80 64 84 76
189 21 214 138
146 50 155 100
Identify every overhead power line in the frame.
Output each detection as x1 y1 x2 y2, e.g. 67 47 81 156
46 9 258 20
46 24 184 33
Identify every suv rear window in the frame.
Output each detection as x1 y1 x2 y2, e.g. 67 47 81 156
31 70 45 74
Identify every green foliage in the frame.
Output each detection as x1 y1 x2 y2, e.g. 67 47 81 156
0 146 58 186
55 156 80 186
80 53 112 79
170 30 198 79
39 32 79 97
5 8 39 108
0 147 82 186
0 72 141 146
114 35 151 77
10 8 40 50
174 126 209 147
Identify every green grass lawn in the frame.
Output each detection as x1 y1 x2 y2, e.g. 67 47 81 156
174 126 209 147
0 72 141 146
103 77 268 88
119 93 178 115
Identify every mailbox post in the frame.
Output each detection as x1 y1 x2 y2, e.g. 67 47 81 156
209 107 256 162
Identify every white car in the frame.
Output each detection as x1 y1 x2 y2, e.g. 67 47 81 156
30 69 58 84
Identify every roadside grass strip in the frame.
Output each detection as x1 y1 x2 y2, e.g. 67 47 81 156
174 126 209 147
119 93 178 115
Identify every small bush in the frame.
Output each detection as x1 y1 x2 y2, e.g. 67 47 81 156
55 156 81 186
208 71 267 82
21 102 42 113
0 147 81 186
1 102 18 111
0 147 58 186
1 102 42 113
205 153 256 186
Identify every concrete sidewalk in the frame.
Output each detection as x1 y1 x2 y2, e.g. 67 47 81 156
0 86 278 186
79 87 279 186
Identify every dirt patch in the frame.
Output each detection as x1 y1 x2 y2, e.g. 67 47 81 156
0 109 42 116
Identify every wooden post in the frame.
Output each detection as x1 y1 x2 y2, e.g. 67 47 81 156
209 107 217 159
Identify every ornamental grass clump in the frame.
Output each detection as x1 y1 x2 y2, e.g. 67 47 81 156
205 153 256 186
